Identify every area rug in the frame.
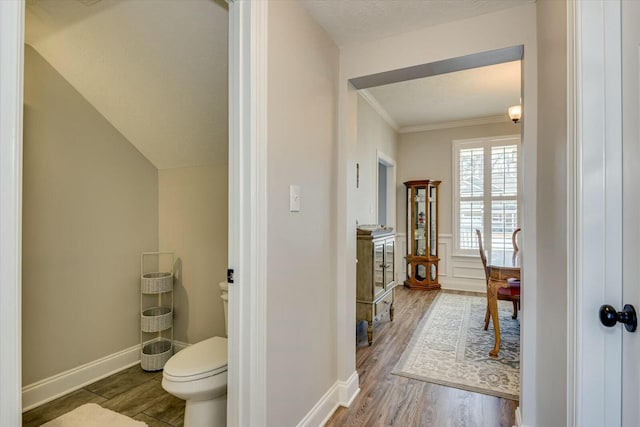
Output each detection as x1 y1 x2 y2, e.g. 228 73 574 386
40 403 147 427
393 292 520 400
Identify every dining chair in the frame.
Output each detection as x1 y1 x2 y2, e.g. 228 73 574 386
476 229 520 330
508 227 522 311
512 227 521 252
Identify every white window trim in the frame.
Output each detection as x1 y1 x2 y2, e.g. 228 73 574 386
452 134 521 257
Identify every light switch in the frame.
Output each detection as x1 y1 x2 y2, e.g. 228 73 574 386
289 185 301 212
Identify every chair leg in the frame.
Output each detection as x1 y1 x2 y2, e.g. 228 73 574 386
484 304 490 330
512 300 518 319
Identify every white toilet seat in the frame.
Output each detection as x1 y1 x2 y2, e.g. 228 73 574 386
163 336 228 383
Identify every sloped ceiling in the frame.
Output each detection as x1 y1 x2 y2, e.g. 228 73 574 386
26 0 228 170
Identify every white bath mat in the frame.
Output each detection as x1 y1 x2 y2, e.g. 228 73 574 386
40 403 147 427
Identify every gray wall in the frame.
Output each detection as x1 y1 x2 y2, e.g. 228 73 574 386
536 0 567 425
22 46 159 385
266 1 339 425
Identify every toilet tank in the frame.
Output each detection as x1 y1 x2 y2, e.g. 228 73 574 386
219 282 229 337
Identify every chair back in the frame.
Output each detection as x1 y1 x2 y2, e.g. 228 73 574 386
476 229 489 285
512 227 522 252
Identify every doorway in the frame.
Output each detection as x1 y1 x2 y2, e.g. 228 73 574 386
338 43 537 423
377 151 396 229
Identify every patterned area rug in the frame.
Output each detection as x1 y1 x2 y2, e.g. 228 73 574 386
393 292 520 400
40 403 147 427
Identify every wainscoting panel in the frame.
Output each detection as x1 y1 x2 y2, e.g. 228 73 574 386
393 233 485 293
437 234 485 293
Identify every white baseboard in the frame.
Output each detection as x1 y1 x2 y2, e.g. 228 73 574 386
22 339 191 412
514 406 523 427
296 371 360 427
336 371 360 407
439 278 485 293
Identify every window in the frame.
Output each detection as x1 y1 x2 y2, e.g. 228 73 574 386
453 135 520 255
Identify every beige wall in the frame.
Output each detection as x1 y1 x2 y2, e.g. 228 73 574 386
396 121 520 236
536 0 567 425
266 1 339 425
355 95 398 227
159 164 228 344
22 46 159 385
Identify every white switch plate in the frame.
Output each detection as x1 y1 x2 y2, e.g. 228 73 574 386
289 185 301 212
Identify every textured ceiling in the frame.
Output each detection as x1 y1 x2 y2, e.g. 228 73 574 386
365 60 521 130
301 0 536 47
26 0 228 170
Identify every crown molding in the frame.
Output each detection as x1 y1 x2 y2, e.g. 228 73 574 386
358 90 399 131
399 114 511 133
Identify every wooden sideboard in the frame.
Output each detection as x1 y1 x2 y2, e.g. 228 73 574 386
356 227 396 346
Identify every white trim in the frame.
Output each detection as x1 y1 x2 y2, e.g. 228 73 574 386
566 1 577 426
21 339 191 412
228 1 268 426
399 114 509 134
22 345 141 412
295 371 360 427
336 370 360 407
0 1 24 425
359 90 399 131
451 134 520 257
515 407 523 427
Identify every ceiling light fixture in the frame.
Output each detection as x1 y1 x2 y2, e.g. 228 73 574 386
508 105 522 124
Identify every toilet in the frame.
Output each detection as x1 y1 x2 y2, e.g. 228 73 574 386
162 282 229 427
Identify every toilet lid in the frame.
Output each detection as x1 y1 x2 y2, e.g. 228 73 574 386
163 336 228 382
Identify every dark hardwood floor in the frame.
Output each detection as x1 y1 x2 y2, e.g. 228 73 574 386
326 286 518 427
22 365 185 427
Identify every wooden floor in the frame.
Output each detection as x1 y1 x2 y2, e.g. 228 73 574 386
22 365 185 427
326 286 518 427
23 287 517 427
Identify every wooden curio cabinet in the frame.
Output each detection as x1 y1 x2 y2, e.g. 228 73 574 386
404 180 441 290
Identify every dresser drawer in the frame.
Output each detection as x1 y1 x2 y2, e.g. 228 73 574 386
374 291 393 320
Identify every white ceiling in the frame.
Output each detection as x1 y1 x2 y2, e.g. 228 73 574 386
364 60 522 132
26 0 228 170
24 0 527 169
301 0 527 130
301 0 535 47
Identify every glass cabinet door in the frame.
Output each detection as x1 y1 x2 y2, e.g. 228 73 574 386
429 184 437 256
414 186 427 256
384 239 394 289
373 242 385 298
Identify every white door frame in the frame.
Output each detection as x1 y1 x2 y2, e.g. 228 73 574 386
0 1 270 425
0 1 24 426
227 1 268 426
567 0 624 426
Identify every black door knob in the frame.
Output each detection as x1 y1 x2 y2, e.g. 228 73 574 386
599 304 637 332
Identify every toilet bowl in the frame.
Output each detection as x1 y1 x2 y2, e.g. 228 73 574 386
162 282 229 427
